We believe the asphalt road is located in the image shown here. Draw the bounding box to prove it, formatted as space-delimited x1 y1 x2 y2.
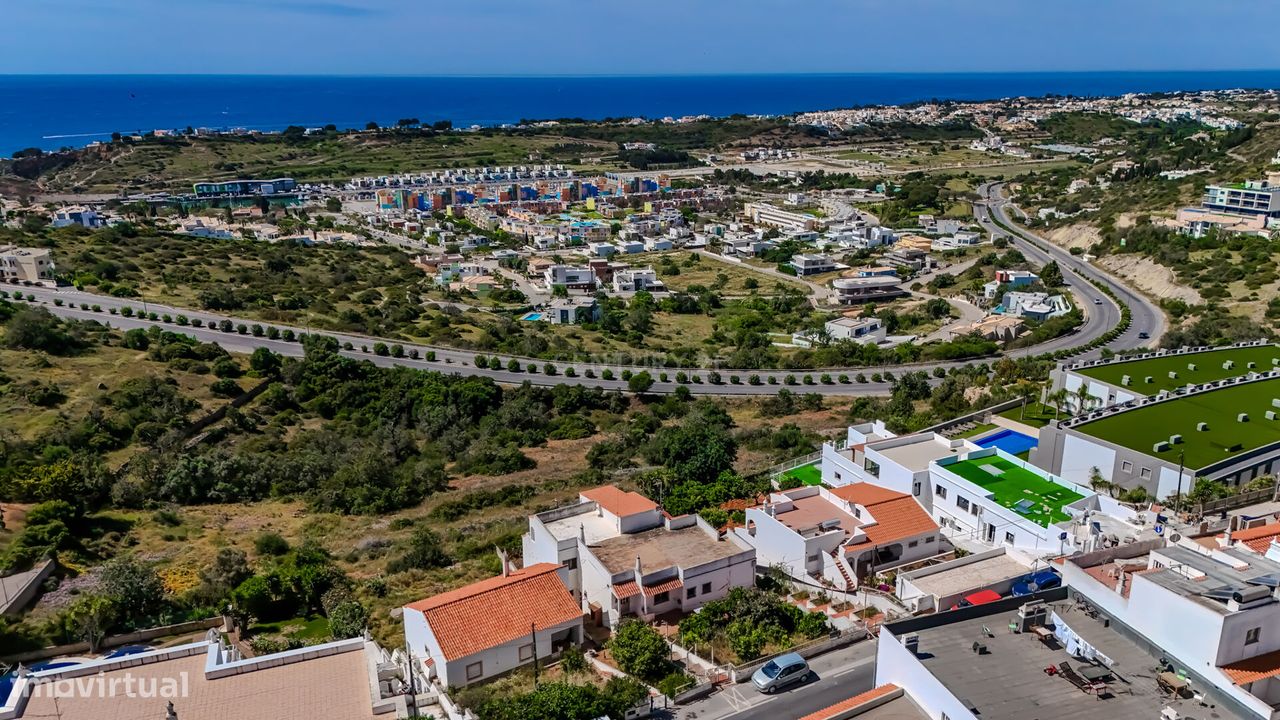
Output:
680 642 878 720
7 187 1162 394
974 182 1164 360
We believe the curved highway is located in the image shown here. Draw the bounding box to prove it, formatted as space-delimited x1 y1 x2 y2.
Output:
974 182 1164 360
7 186 1162 394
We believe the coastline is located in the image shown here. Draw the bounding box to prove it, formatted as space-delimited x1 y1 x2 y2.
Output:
4 70 1280 155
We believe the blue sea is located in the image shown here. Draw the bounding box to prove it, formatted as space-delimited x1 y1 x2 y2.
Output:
4 71 1280 156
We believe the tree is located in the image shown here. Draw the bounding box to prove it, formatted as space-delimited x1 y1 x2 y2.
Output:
3 307 80 354
250 347 282 376
65 594 115 654
1040 260 1064 287
99 555 166 627
255 532 290 556
328 600 369 639
608 619 670 682
628 371 654 394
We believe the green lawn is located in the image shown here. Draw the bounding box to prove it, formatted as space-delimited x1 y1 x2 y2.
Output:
999 403 1058 429
1076 377 1280 470
942 457 1083 527
1076 345 1280 395
250 615 332 642
781 462 823 486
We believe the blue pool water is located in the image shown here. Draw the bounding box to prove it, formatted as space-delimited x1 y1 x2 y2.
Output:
0 661 81 704
976 428 1038 456
522 312 543 321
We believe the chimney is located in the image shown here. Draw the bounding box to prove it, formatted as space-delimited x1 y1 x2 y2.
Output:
579 523 586 543
634 556 642 581
497 548 511 577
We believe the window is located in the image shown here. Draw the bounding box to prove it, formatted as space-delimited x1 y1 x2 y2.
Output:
956 496 970 512
1121 461 1133 473
1140 467 1152 480
913 481 922 497
562 558 578 570
686 587 697 600
936 486 948 500
853 507 862 518
865 460 881 478
970 503 980 516
834 471 842 481
1247 627 1261 645
519 644 534 661
908 540 919 548
702 582 711 594
807 552 821 564
655 591 670 604
925 536 935 543
1005 532 1016 545
466 662 484 681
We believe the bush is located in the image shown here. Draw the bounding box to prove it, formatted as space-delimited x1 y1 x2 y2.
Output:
254 532 290 557
373 342 389 356
387 527 452 573
609 619 671 682
560 646 588 674
602 369 615 381
236 323 248 335
210 378 241 398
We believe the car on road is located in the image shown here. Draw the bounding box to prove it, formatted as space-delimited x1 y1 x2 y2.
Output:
1093 298 1103 305
1138 331 1150 339
1011 569 1061 596
752 652 811 693
951 589 1003 610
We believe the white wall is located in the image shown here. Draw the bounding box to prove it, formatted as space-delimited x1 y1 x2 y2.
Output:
1057 433 1117 484
734 507 831 582
875 628 978 720
821 444 864 487
437 616 581 688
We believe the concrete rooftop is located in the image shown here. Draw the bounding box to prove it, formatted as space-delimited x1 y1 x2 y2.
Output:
590 524 743 575
543 507 619 545
907 554 1030 600
908 604 1249 720
874 437 962 473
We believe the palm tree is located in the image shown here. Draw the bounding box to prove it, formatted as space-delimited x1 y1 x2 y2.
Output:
1047 388 1070 420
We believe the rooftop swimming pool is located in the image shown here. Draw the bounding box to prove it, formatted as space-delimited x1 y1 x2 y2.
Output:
975 428 1038 456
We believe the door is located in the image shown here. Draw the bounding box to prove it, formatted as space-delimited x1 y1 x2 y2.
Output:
985 523 996 543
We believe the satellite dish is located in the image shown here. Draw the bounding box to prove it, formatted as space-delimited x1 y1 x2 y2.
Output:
1169 533 1182 543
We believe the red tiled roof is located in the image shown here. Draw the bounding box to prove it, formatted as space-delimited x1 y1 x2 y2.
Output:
612 581 641 599
1232 522 1280 553
582 485 658 517
1222 649 1280 685
405 563 581 661
643 577 683 596
830 485 938 547
795 684 901 720
828 482 908 506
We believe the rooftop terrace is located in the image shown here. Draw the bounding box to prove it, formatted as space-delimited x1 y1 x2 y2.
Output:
897 603 1249 720
1075 375 1280 469
590 524 743 575
1074 343 1280 395
941 457 1084 527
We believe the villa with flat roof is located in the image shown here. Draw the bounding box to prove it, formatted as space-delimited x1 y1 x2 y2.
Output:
521 485 755 628
1034 371 1280 498
929 448 1144 555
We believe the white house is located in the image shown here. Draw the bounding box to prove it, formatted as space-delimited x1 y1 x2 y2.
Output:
825 316 887 344
403 559 583 688
612 267 666 293
927 448 1136 556
821 426 972 499
645 238 674 252
51 205 104 229
588 242 618 258
734 484 944 591
521 485 756 628
543 264 596 291
1063 541 1280 720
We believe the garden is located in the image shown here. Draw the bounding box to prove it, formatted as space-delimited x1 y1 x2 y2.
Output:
675 587 830 665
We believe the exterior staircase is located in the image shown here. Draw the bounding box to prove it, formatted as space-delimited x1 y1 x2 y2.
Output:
829 550 855 590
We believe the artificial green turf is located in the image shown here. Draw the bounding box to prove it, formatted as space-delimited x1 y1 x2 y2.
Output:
1075 345 1280 395
952 423 998 439
782 462 823 486
1076 377 1280 470
943 457 1084 527
998 403 1058 429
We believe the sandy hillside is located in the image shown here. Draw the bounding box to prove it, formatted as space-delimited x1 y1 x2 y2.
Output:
1096 255 1202 304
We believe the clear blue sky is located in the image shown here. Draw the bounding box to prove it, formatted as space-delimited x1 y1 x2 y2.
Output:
7 0 1280 75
